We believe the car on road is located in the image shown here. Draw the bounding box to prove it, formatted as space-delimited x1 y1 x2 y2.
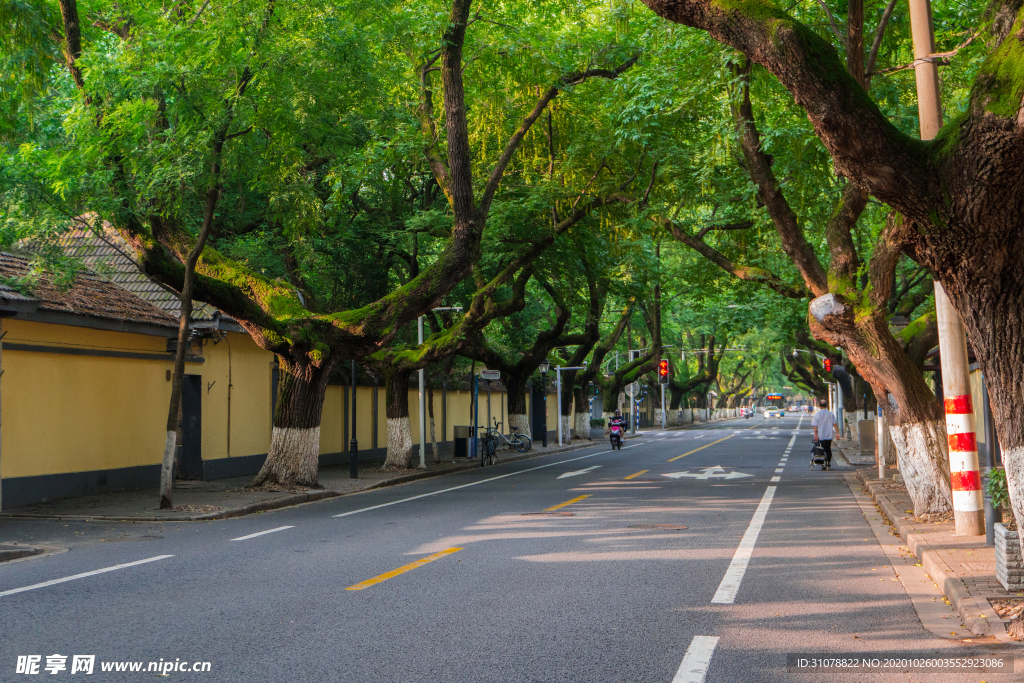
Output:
764 408 779 419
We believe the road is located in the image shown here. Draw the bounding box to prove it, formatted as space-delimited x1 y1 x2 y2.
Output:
1 416 1017 682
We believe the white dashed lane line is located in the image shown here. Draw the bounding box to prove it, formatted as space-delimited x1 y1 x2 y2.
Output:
230 526 295 541
0 555 174 598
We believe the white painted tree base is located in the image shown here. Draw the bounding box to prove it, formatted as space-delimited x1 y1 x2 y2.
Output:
573 411 591 441
509 413 530 437
889 420 953 514
559 415 572 444
253 426 322 487
1004 445 1024 533
384 417 413 469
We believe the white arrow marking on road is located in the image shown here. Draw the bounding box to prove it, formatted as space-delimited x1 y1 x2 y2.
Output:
557 465 602 479
663 466 753 480
742 436 778 440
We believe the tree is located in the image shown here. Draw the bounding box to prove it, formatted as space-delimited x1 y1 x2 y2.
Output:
9 0 637 487
639 0 1024 526
641 0 958 512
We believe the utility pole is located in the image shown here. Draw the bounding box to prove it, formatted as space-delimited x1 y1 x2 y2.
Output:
908 0 983 535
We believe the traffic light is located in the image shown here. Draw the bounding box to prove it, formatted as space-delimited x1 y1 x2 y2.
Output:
658 359 669 384
822 358 832 373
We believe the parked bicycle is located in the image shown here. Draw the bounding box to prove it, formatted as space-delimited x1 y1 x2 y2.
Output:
479 418 532 466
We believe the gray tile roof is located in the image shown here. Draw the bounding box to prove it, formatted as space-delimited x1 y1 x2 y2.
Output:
0 252 177 327
61 226 218 321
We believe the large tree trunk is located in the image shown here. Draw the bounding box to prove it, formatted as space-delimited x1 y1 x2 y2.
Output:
813 305 951 514
505 373 530 436
383 368 414 469
251 358 334 489
572 385 592 441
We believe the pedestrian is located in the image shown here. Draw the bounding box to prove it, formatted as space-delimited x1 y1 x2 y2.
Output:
811 398 838 470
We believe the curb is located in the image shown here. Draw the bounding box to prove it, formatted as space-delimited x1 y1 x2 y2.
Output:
0 545 45 562
0 441 599 523
856 470 1007 638
0 489 343 523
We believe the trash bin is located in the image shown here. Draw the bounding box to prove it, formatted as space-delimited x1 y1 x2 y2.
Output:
453 426 470 459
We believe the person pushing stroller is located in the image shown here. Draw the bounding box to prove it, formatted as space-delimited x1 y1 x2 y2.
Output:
811 398 839 470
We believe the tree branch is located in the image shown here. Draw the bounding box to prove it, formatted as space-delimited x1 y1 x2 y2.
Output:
664 218 807 299
478 54 638 216
640 0 931 209
732 61 830 295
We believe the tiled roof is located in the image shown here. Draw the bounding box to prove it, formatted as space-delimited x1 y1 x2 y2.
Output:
0 279 34 302
60 226 218 321
0 252 177 328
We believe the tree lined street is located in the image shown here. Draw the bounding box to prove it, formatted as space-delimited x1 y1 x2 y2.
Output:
4 0 1024 677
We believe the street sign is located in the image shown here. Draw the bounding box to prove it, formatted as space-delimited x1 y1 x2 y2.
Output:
626 382 641 395
480 369 500 380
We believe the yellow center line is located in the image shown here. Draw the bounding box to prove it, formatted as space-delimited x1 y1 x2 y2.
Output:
545 494 591 511
345 547 463 591
668 434 737 462
624 470 649 480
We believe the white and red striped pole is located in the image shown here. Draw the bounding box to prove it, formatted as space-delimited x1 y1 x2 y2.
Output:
945 389 984 535
907 0 984 535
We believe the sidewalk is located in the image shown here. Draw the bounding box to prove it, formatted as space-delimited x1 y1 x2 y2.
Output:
0 438 600 523
855 468 1023 641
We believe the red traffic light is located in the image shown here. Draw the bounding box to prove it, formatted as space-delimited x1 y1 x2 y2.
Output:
823 358 832 372
658 359 669 383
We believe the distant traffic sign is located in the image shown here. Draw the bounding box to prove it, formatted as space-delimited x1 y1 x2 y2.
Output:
480 369 501 380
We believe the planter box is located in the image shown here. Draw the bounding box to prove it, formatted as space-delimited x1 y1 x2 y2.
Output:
995 523 1024 591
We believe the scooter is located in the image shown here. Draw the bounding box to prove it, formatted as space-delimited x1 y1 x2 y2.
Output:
609 423 624 450
743 409 752 419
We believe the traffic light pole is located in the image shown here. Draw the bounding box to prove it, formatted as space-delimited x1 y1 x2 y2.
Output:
660 384 666 429
908 0 983 536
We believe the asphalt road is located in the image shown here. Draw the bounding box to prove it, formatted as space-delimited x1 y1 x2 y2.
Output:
1 415 1018 682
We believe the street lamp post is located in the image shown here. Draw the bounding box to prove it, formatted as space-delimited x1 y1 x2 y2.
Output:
555 363 587 446
416 306 462 470
538 361 550 447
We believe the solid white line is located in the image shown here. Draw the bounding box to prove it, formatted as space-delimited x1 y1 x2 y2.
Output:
672 635 720 683
711 486 776 604
230 526 294 541
333 445 637 518
771 476 781 482
0 555 174 598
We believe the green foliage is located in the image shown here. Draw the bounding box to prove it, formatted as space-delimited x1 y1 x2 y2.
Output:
988 467 1010 512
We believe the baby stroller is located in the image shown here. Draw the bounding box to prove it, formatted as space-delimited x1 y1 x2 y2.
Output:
809 440 827 469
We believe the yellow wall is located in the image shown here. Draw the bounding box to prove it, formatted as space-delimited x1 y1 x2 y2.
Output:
1 319 175 478
0 313 528 482
969 367 987 449
0 321 275 479
199 332 274 462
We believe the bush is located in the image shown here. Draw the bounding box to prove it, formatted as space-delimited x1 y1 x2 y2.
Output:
987 468 1010 512
590 418 606 428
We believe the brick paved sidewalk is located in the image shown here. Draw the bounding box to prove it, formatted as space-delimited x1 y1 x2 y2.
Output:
857 469 1023 642
0 438 602 523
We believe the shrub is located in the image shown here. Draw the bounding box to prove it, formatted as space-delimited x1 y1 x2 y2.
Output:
987 468 1010 512
590 418 606 428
